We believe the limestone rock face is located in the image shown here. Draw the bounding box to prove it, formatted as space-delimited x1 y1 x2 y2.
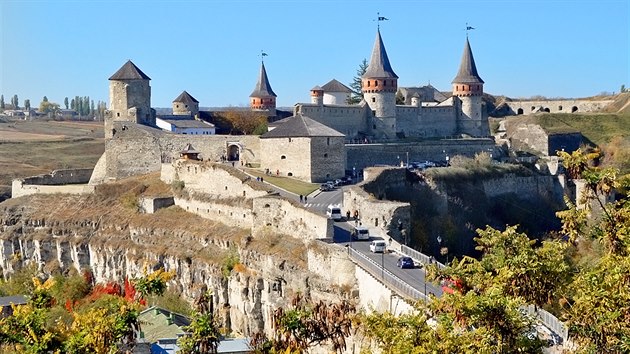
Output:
0 198 358 337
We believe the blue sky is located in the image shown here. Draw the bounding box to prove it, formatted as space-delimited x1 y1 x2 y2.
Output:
1 0 628 108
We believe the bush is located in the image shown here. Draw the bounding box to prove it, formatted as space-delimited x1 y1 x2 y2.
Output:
171 180 185 192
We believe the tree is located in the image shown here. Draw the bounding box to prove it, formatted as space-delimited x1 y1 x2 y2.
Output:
42 96 48 103
0 95 4 109
347 58 368 104
11 94 18 109
177 288 221 354
218 110 267 135
39 99 60 116
395 90 404 105
64 97 69 109
621 84 627 93
23 99 31 111
250 293 355 354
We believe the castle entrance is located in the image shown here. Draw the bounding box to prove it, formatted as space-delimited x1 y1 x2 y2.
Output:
227 144 240 161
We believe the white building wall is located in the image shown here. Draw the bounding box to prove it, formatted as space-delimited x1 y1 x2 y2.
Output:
174 127 216 135
156 119 174 132
323 92 350 105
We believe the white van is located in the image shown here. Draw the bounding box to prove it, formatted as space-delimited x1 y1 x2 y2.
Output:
326 205 342 221
370 240 387 253
352 226 370 240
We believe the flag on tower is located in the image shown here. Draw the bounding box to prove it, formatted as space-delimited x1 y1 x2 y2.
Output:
261 52 268 57
466 26 475 30
378 16 389 21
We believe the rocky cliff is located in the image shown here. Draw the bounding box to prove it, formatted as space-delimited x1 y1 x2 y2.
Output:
0 173 358 338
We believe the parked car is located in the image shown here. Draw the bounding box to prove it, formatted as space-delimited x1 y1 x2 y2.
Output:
340 176 352 185
397 256 414 269
319 182 335 191
369 240 387 253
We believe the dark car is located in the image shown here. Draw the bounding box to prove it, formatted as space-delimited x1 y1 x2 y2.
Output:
397 256 414 269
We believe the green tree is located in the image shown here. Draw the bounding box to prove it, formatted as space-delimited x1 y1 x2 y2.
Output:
0 94 4 109
395 90 404 105
177 289 221 354
64 97 69 109
11 94 18 109
621 84 627 93
347 58 368 104
42 96 48 103
24 99 31 111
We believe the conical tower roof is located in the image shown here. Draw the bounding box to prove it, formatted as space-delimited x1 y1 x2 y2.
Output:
452 38 484 84
109 60 151 80
362 29 398 79
173 91 199 103
249 62 277 98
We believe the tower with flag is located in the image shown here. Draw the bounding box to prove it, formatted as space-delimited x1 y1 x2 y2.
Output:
249 52 277 114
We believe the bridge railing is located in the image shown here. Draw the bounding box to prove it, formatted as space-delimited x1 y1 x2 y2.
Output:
522 304 569 343
347 247 427 302
398 245 569 343
399 244 446 270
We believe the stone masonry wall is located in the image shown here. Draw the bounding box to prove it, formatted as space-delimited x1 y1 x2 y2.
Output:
21 169 94 185
507 123 549 155
343 168 411 242
310 136 345 182
12 169 95 198
346 139 497 170
260 137 312 181
504 99 613 115
252 196 333 240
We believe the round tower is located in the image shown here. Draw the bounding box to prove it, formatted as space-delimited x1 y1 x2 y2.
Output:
249 61 276 114
310 86 324 105
105 60 153 138
452 38 487 136
362 29 398 119
411 93 421 107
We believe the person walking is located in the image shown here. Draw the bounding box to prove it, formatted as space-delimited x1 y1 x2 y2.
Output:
346 210 351 220
304 195 308 203
299 195 303 202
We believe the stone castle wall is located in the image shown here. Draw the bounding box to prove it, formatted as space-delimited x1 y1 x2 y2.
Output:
310 136 346 182
343 168 411 242
12 169 95 198
94 122 261 182
504 99 613 115
346 139 497 170
260 137 313 181
297 104 369 137
252 196 333 240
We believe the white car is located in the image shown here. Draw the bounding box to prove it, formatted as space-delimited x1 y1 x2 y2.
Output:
370 240 387 253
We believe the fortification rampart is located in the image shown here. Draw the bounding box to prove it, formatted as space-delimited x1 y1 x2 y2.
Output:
252 196 333 240
12 169 95 198
91 122 262 183
344 167 411 241
346 139 497 170
504 99 613 115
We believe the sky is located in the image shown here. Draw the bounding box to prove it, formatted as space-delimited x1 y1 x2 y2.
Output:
1 0 628 109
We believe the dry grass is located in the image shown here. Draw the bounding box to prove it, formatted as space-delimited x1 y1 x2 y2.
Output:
0 119 104 199
244 168 319 196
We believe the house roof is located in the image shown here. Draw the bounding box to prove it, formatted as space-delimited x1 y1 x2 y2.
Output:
181 143 200 154
173 91 199 104
310 85 323 91
157 116 215 129
452 38 484 84
0 295 28 307
321 79 352 93
260 114 344 138
363 29 398 79
249 62 276 98
138 306 190 343
109 60 151 80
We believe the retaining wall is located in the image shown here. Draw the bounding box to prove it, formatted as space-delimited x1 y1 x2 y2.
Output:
252 195 333 240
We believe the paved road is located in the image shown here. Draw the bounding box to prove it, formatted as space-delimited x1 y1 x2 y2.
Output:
333 220 443 298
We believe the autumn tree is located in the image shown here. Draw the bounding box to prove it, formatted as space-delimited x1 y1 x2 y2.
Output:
219 109 267 135
347 58 368 104
177 288 221 354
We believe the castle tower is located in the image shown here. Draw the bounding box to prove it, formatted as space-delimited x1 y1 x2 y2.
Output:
172 91 199 117
105 60 154 138
249 61 276 115
362 29 398 136
452 38 487 136
310 86 324 105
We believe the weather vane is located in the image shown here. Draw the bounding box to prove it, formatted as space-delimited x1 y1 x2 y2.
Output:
376 12 389 29
260 50 268 63
465 23 475 37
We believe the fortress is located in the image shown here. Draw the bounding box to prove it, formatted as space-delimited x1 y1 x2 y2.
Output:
91 28 496 184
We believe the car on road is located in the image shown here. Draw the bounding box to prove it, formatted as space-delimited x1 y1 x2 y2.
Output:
397 256 414 269
351 226 370 240
319 183 334 192
326 204 342 221
369 240 387 253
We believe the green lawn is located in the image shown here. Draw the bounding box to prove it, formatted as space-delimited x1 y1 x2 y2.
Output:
244 169 319 196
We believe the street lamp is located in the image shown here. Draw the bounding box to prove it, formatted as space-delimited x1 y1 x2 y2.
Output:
406 151 409 167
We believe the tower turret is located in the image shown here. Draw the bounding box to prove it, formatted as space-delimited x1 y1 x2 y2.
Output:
249 61 276 115
310 86 324 105
172 91 199 117
362 29 398 136
452 38 487 136
105 60 154 138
